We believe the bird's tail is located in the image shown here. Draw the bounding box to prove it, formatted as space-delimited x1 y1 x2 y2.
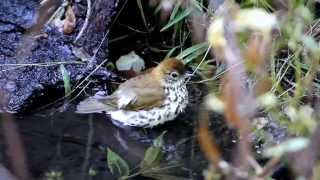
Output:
76 96 116 114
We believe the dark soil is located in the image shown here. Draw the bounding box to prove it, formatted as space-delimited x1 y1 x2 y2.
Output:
0 0 117 112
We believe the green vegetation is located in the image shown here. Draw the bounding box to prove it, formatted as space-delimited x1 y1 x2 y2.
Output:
131 0 320 179
106 131 187 180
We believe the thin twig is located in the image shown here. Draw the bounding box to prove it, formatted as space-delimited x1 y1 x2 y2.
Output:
74 0 92 43
1 61 83 67
185 45 211 84
136 0 149 32
248 156 263 174
257 157 281 178
191 61 243 84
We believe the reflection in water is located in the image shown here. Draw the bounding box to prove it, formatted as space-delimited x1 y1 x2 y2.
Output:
0 85 236 179
4 103 210 179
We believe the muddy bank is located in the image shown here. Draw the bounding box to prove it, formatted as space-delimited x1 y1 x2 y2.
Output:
0 0 118 112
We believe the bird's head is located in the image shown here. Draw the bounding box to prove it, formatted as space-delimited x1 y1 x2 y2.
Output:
153 58 186 85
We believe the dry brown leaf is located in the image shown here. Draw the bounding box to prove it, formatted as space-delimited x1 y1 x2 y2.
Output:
63 5 76 34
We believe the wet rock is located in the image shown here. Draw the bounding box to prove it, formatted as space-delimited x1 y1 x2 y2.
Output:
0 0 37 32
0 0 118 112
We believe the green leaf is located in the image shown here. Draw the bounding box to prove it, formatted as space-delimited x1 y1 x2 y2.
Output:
153 4 162 15
176 43 208 62
59 64 71 95
160 9 192 32
183 47 208 64
169 0 183 21
189 0 204 12
140 131 167 170
153 131 167 147
107 148 130 179
263 137 310 157
165 47 178 59
140 146 163 170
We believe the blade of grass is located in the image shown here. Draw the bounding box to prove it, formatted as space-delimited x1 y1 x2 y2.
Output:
176 42 208 60
136 0 149 31
154 4 162 15
60 64 71 95
165 46 178 58
183 45 209 64
169 0 183 21
190 0 205 12
160 8 192 31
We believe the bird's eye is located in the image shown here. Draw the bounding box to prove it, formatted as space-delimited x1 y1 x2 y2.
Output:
170 71 179 79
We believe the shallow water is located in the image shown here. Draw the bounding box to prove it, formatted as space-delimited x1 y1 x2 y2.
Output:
1 95 220 179
0 72 292 179
0 87 290 179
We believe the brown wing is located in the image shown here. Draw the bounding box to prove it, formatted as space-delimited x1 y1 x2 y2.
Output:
99 74 165 111
76 96 117 114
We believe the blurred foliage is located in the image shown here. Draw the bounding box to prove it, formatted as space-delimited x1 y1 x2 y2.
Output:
149 0 320 179
93 0 320 179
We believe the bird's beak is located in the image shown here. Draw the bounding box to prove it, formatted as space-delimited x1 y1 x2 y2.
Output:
184 71 193 78
184 71 193 82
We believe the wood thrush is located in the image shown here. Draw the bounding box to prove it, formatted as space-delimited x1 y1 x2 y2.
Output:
76 58 189 127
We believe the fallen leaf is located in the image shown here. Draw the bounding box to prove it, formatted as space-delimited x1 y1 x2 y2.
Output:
116 51 145 73
63 5 76 34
